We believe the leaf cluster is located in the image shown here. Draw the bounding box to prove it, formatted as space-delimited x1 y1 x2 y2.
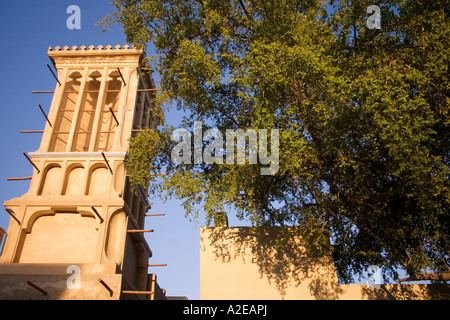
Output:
113 0 450 283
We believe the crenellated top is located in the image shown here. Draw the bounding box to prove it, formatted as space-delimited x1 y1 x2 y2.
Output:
48 44 144 69
48 44 142 55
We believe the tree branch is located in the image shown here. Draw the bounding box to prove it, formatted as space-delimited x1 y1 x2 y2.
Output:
238 0 252 21
397 271 450 282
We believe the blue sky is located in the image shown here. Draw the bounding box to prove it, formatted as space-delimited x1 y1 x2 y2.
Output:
0 0 222 300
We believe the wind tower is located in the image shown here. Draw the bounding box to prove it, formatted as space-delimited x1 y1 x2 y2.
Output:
0 45 166 300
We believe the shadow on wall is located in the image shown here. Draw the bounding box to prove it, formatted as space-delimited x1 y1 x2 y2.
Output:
204 226 344 299
203 227 450 300
359 283 450 300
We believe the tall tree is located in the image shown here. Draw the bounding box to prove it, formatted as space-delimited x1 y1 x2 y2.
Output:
105 0 450 283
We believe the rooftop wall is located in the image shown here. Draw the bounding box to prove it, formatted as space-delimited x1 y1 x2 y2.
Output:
200 227 450 300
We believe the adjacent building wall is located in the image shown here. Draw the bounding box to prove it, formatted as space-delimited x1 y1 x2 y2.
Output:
200 227 450 300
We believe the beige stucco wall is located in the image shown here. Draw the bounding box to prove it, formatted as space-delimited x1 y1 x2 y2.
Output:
200 227 450 300
0 272 122 300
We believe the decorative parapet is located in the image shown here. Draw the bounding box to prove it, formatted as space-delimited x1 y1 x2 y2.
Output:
48 44 142 55
48 45 144 69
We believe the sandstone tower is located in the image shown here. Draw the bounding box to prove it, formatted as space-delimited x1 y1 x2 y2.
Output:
0 45 166 300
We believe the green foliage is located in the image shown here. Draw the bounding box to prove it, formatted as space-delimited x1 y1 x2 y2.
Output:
125 127 172 196
125 128 162 193
112 0 450 283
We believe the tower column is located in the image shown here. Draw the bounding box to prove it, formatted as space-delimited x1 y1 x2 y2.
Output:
66 67 89 152
89 67 109 151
